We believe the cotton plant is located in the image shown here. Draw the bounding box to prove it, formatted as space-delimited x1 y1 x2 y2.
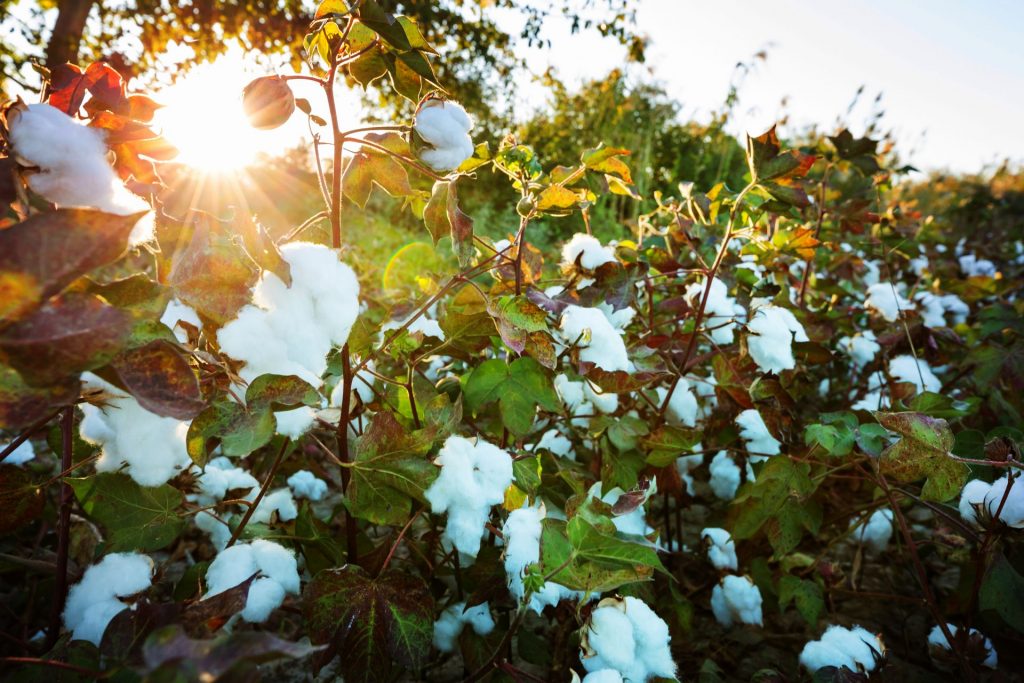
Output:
701 527 738 571
710 575 763 628
745 303 809 373
799 625 885 676
6 102 153 244
530 427 576 461
79 373 192 487
202 539 300 623
424 435 513 558
579 596 677 682
63 552 154 645
217 242 360 438
432 601 494 653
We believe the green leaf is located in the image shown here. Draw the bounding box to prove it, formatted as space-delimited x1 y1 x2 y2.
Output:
303 565 433 683
343 133 413 208
778 575 824 626
908 391 977 419
0 209 144 322
644 426 701 467
357 0 412 51
246 374 321 410
349 411 436 525
422 180 474 267
875 411 967 502
71 473 185 552
567 515 665 573
464 358 559 436
979 553 1024 634
540 519 653 594
0 465 44 535
186 400 276 465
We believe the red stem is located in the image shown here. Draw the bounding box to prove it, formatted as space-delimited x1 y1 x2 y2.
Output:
46 407 74 649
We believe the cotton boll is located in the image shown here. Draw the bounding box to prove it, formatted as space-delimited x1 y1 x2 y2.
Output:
585 606 637 673
622 596 675 680
939 294 970 325
656 379 698 427
562 233 617 271
581 596 675 682
560 305 630 372
7 103 153 245
583 381 619 414
959 254 997 278
983 475 1024 528
160 299 202 344
928 623 998 669
914 291 948 328
79 374 192 487
217 242 359 391
195 510 233 550
710 575 763 628
192 460 259 506
865 283 913 322
958 479 991 527
64 552 154 645
909 255 930 276
554 374 587 411
382 314 445 341
596 302 636 332
862 259 881 287
837 331 880 369
736 409 782 460
701 528 738 571
502 504 582 613
820 625 884 672
248 488 298 525
746 304 808 373
709 451 741 500
424 436 513 557
274 406 316 439
414 100 475 171
287 470 328 501
204 540 299 623
851 509 894 554
2 439 35 466
432 601 494 652
533 428 575 460
675 453 702 496
799 641 857 675
887 355 942 394
685 277 742 345
582 671 625 683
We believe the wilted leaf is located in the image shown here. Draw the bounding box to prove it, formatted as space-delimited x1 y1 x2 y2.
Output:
0 364 79 430
143 625 323 678
874 411 967 502
111 340 204 420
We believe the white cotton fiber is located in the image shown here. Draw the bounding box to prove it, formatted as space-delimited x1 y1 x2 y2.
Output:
160 299 202 344
657 379 699 427
851 509 894 554
685 277 744 345
701 528 738 571
928 623 997 669
746 304 808 373
382 314 445 341
582 596 676 682
533 428 575 460
502 503 582 613
675 453 702 496
424 436 513 558
555 373 587 412
79 373 192 487
2 439 35 466
865 283 913 322
432 601 494 652
958 479 991 527
582 670 625 683
192 457 259 506
414 100 474 171
218 242 359 389
589 482 654 537
982 475 1024 528
958 253 997 278
709 451 741 500
888 354 941 394
287 469 328 501
64 552 154 645
597 302 636 332
799 624 884 674
914 291 947 328
203 539 299 623
837 331 879 369
560 305 630 372
7 103 153 244
248 488 298 525
562 233 617 271
710 575 763 628
736 409 781 461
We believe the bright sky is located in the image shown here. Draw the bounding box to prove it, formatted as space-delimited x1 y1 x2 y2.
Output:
499 0 1024 172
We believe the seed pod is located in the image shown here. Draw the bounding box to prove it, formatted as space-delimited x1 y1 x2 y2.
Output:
241 76 295 130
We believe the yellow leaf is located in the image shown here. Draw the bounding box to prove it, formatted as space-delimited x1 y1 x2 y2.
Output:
536 185 578 211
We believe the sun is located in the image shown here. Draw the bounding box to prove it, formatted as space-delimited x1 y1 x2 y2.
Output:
152 50 291 172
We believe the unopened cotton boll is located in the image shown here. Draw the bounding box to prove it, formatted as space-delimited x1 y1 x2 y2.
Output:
799 625 884 675
562 233 617 271
656 380 698 427
736 409 781 461
851 509 894 554
7 103 153 245
432 601 494 652
709 451 741 500
701 528 738 571
413 100 474 171
287 469 328 501
837 331 880 369
79 374 192 487
711 575 763 628
746 304 808 373
424 436 513 557
581 596 676 682
203 540 299 623
64 552 154 645
865 283 913 322
2 439 35 466
218 242 359 391
887 354 941 394
928 623 998 669
160 299 202 344
560 305 630 372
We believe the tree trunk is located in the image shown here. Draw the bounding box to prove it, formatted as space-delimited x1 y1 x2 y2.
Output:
45 0 96 69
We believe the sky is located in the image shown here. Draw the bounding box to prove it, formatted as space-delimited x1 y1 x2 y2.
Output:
497 0 1024 172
